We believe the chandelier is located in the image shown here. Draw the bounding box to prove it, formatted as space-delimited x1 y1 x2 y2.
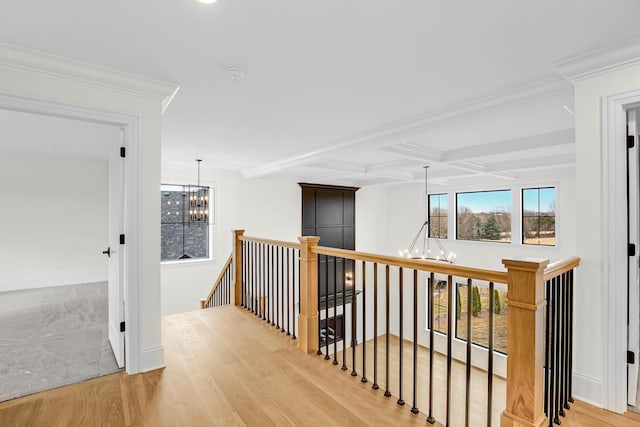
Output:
188 159 208 223
400 166 456 263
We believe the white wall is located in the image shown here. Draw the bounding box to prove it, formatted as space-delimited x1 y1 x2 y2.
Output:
356 172 577 267
0 151 108 291
160 168 301 315
574 63 640 410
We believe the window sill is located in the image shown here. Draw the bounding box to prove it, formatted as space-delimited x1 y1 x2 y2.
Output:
161 257 215 267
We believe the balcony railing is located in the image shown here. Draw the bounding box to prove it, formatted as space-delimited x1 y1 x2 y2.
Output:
204 230 579 427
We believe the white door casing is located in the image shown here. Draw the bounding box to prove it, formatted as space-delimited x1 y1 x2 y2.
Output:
628 108 640 406
107 128 126 368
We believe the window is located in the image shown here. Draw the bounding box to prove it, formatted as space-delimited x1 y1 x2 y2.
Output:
427 278 508 354
522 187 556 246
428 193 448 238
161 184 211 262
456 190 511 242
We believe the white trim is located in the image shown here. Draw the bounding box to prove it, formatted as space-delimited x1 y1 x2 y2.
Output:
553 38 640 83
573 372 605 408
0 93 144 375
602 89 640 413
0 42 179 113
139 345 165 372
244 79 571 178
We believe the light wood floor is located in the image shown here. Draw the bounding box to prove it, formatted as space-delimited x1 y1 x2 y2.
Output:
0 305 639 426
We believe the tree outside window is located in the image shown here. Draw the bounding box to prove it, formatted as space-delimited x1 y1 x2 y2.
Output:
456 190 511 243
428 193 448 238
522 187 555 246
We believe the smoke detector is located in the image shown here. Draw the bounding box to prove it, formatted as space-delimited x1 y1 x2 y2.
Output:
226 67 245 81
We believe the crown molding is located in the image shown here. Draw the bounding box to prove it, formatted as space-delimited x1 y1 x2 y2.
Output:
244 78 572 178
551 38 640 82
0 42 180 113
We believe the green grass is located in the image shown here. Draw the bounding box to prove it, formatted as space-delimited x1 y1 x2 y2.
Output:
431 285 508 353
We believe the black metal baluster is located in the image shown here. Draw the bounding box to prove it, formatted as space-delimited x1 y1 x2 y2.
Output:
265 245 270 322
446 275 453 426
242 242 245 308
247 242 256 311
281 246 285 333
427 272 435 424
260 244 264 318
555 275 563 421
342 258 348 371
275 247 280 329
384 265 391 398
361 261 367 383
325 254 330 359
568 270 574 404
316 254 322 356
292 249 297 340
545 278 551 425
465 279 472 427
263 244 267 317
373 263 379 390
562 272 571 409
558 273 567 417
270 245 275 325
351 260 358 377
488 282 495 427
549 277 558 425
411 269 419 414
333 256 339 365
286 247 291 335
398 267 405 406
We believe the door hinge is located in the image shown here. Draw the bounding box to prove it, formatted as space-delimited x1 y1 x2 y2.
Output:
120 234 125 245
629 243 636 257
628 350 635 364
120 146 126 158
628 135 635 148
120 321 126 333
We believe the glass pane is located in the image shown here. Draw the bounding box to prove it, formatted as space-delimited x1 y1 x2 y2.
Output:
455 283 508 354
428 194 448 238
161 185 210 261
456 190 511 242
431 278 449 335
522 187 555 246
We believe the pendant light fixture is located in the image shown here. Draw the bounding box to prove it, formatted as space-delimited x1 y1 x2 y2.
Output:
188 159 208 224
400 166 455 263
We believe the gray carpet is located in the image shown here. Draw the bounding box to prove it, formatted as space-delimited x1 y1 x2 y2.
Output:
0 282 120 402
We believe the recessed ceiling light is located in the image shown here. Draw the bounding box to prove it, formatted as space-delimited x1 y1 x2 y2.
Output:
226 67 245 81
196 0 217 4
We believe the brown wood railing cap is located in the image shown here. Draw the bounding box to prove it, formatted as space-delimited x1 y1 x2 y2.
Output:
502 257 549 272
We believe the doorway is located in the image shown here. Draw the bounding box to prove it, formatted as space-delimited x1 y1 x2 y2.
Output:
0 108 125 400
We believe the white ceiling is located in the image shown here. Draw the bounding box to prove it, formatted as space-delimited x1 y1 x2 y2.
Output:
2 0 640 186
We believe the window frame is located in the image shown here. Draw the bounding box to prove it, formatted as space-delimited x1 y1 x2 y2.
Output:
160 183 215 265
521 186 556 247
455 189 512 243
428 193 448 239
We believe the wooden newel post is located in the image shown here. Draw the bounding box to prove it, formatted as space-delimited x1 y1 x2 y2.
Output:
297 236 320 354
501 258 549 427
233 229 245 306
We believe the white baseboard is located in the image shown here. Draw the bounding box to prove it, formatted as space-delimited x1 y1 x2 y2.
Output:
573 372 604 408
0 273 108 292
139 345 165 372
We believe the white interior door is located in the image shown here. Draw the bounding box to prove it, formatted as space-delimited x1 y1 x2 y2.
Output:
107 129 125 368
628 108 640 406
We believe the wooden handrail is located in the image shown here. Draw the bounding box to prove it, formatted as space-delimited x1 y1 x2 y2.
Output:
312 245 509 284
200 253 233 309
543 256 581 281
239 235 301 250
